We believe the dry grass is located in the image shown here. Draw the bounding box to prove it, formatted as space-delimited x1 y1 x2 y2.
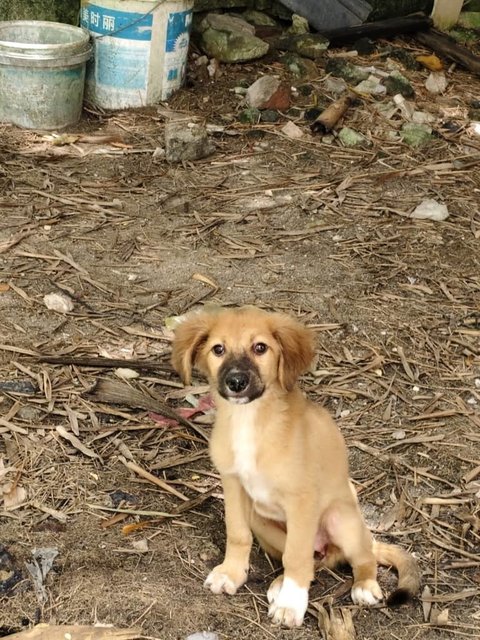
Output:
0 33 479 640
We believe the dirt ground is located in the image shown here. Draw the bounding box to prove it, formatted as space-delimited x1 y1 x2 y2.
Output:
1 31 480 640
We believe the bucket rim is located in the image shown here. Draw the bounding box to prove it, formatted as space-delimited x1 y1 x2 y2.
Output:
0 20 91 51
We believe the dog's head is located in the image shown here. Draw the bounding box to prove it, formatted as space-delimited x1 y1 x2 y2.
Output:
171 306 315 404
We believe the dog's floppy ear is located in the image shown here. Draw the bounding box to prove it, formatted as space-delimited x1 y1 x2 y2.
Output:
270 313 315 391
171 311 213 384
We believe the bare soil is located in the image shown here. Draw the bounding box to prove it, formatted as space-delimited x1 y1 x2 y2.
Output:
1 35 480 640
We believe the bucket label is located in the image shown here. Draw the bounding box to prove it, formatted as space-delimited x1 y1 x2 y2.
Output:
163 10 192 90
81 4 153 41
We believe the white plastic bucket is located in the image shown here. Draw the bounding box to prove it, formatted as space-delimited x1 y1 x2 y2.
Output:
0 21 92 130
81 0 193 109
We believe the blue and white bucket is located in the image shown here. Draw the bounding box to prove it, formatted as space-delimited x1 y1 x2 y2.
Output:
81 0 193 109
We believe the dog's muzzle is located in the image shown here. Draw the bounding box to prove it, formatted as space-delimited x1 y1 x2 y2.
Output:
218 356 265 404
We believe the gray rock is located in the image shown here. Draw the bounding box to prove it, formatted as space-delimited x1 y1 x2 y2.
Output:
278 33 329 59
260 109 280 122
281 52 318 78
401 122 432 147
246 75 290 110
411 198 449 221
238 107 261 124
338 127 370 147
198 13 269 62
165 119 216 163
324 76 348 95
355 74 386 96
325 58 369 84
385 70 414 98
287 14 309 35
242 9 278 26
186 633 219 640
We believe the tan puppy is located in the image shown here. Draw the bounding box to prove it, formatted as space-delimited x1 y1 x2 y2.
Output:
172 306 420 627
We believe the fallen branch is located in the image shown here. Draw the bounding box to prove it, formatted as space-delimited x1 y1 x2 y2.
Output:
416 29 480 76
37 354 171 372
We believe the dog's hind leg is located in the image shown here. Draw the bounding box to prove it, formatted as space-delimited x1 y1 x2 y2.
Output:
324 501 383 606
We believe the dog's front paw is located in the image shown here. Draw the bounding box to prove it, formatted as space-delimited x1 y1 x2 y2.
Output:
204 563 248 595
267 576 308 628
351 579 383 606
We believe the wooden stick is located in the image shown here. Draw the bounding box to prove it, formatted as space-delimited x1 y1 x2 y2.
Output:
37 354 171 371
119 457 189 502
416 30 480 76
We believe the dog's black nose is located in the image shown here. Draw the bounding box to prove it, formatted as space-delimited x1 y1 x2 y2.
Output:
225 371 249 393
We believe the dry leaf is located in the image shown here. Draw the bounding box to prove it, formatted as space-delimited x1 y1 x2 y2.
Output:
192 272 219 290
416 54 443 71
2 482 27 509
318 605 356 640
431 608 449 625
422 585 432 622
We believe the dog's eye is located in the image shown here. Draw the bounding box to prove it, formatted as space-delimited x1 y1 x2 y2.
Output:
212 344 225 356
253 342 268 355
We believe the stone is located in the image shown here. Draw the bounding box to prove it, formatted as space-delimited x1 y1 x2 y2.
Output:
425 71 448 95
246 75 291 110
411 199 449 221
198 13 269 63
338 127 369 148
325 58 369 85
384 71 414 98
238 107 261 124
260 109 280 122
324 76 348 95
43 292 74 313
186 633 219 640
165 120 216 163
287 14 309 35
281 52 318 78
297 83 314 96
355 75 386 96
353 37 376 55
281 121 303 139
281 33 329 59
401 122 432 147
411 110 436 125
241 9 277 26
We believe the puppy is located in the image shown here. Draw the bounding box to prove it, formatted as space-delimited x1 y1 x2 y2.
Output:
172 306 420 627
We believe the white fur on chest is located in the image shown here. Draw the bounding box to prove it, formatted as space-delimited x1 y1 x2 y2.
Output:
229 404 271 506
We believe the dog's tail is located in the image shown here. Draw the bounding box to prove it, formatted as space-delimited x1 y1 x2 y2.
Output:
373 541 421 605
